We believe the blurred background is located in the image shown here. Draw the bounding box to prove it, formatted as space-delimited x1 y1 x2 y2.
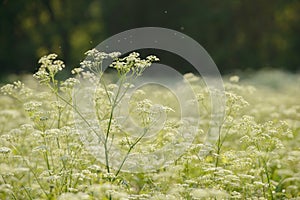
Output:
0 0 299 81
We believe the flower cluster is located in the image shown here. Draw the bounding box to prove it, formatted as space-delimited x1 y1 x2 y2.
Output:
33 54 65 85
110 52 159 76
0 81 32 101
0 50 299 199
75 49 122 77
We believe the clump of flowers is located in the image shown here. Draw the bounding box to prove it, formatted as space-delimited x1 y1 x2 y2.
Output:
0 49 299 200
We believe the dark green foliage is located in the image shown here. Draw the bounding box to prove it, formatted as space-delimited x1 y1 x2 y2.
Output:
0 0 300 78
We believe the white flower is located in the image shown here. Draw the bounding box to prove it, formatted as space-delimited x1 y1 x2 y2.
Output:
229 75 240 83
88 164 102 172
23 101 42 112
109 52 121 59
71 67 84 74
0 147 11 154
38 53 58 64
0 84 14 95
146 55 159 62
33 70 50 84
84 48 99 57
36 53 65 77
184 73 200 82
61 78 80 88
80 60 93 69
109 52 158 76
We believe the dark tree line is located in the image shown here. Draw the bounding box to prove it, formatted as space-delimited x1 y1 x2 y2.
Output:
0 0 299 79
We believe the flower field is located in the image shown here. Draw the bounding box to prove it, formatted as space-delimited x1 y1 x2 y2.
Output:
0 50 299 199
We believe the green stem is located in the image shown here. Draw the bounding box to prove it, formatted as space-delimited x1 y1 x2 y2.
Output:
215 126 222 168
22 186 33 200
103 76 125 173
48 84 104 143
42 135 51 173
104 110 113 173
262 158 274 200
115 127 149 178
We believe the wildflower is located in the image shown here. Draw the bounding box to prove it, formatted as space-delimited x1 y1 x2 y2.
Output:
161 105 175 113
0 81 32 101
61 78 80 88
33 70 50 84
51 101 64 110
23 101 42 112
191 188 210 198
81 71 97 83
184 73 200 82
229 75 240 83
71 67 84 74
123 83 135 88
110 60 130 74
127 52 140 61
0 184 13 194
109 52 122 59
107 84 118 90
0 147 11 154
38 54 65 73
146 55 160 62
103 172 116 180
45 129 61 136
0 84 14 95
88 164 102 172
110 52 159 76
85 48 99 57
34 53 65 84
80 60 93 69
84 49 120 65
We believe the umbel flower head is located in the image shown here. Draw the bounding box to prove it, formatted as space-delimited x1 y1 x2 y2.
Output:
79 49 121 74
110 52 159 76
76 48 159 78
33 53 65 84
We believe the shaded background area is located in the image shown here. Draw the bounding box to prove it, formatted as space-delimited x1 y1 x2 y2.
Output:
0 0 299 80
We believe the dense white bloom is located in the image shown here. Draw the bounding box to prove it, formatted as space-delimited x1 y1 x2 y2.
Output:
0 147 11 154
109 52 158 76
0 49 299 199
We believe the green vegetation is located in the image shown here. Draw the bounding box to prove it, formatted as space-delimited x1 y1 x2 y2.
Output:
0 50 299 199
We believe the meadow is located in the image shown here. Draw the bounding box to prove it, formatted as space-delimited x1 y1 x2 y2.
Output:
0 50 299 199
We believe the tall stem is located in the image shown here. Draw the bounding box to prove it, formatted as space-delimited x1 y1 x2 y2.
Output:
215 126 222 168
103 76 124 173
